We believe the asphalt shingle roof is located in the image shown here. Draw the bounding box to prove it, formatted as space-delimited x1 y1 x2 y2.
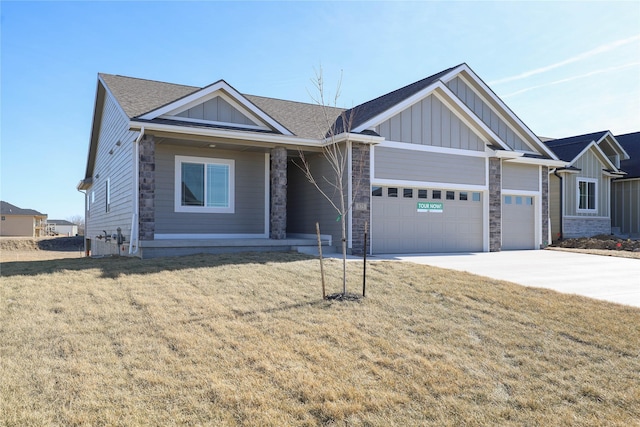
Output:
0 201 46 216
616 131 640 179
542 131 609 162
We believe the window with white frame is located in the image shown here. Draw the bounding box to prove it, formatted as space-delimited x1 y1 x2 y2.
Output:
577 178 597 212
175 155 234 213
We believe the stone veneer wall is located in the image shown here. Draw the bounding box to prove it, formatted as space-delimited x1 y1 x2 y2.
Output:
563 217 611 238
270 147 287 239
351 143 371 255
541 166 549 247
489 158 501 251
139 134 156 241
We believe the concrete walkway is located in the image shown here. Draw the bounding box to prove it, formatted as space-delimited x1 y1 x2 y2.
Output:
373 250 640 308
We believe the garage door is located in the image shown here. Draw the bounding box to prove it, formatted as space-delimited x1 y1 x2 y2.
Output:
502 195 535 250
371 186 483 253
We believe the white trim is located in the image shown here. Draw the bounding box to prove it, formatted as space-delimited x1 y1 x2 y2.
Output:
264 153 270 237
158 115 270 131
139 80 293 135
288 233 333 246
596 131 630 160
502 189 541 196
371 178 487 192
174 155 235 214
564 215 611 220
154 233 268 240
571 141 618 171
503 156 568 167
379 140 489 158
576 177 598 213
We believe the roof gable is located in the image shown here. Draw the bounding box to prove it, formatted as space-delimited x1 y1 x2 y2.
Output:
138 80 293 135
544 130 627 173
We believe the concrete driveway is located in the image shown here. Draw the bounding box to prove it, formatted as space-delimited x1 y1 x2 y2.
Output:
373 250 640 308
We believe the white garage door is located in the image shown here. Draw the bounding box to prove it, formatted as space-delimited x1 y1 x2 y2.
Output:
502 195 535 250
371 186 484 254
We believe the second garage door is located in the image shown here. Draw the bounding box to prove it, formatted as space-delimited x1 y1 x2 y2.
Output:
502 195 535 250
371 186 484 254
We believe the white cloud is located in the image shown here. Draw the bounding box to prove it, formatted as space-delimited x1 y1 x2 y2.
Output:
489 34 640 85
500 62 640 98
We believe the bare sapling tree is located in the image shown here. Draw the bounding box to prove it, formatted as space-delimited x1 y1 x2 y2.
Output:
294 68 366 296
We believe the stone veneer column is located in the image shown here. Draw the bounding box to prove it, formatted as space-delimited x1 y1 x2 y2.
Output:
139 134 155 241
351 143 370 255
541 166 549 248
270 147 287 239
489 158 502 252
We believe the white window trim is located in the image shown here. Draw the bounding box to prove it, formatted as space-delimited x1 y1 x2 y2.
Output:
576 178 597 213
174 155 235 214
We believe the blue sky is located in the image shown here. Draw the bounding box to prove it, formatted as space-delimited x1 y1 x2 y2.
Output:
1 1 639 220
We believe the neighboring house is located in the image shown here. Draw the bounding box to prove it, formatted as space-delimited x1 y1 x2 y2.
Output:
47 219 79 236
0 201 47 237
612 131 640 237
544 131 628 240
78 63 565 258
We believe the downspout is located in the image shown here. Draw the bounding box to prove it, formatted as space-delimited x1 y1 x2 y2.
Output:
553 168 563 240
129 127 144 255
77 187 87 256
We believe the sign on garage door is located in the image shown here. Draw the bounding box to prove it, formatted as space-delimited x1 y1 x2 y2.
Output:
502 195 535 250
371 186 484 253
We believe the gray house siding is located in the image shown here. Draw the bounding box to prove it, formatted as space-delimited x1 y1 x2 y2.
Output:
446 77 530 152
374 146 486 185
502 163 539 191
175 96 255 126
612 179 640 236
86 93 137 256
287 153 343 250
153 144 267 236
375 95 485 151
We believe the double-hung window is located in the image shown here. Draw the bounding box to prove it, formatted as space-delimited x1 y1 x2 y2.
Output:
175 156 234 213
577 178 597 212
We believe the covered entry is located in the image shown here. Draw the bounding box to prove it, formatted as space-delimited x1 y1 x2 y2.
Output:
371 186 484 253
502 195 535 250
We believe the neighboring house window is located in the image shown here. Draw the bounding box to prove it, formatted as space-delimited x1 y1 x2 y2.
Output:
105 178 111 213
577 179 597 212
175 156 235 213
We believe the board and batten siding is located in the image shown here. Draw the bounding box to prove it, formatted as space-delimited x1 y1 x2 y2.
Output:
287 154 343 249
175 96 255 126
154 145 266 235
374 146 486 186
502 162 539 191
87 92 137 254
612 179 640 235
564 149 610 217
446 77 530 152
375 94 485 151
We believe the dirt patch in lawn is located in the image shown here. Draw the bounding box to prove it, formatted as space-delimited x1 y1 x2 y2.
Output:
549 234 640 259
0 236 85 262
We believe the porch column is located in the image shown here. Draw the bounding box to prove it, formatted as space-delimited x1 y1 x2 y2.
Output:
270 146 287 239
351 142 371 255
489 157 501 252
139 134 155 241
541 166 549 248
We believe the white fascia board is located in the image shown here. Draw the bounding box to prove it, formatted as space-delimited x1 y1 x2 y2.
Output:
441 64 560 161
493 150 524 159
138 80 293 136
129 121 322 147
573 141 618 171
331 132 385 145
503 157 568 167
382 140 489 158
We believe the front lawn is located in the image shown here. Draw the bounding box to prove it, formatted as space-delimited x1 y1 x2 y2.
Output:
1 252 638 426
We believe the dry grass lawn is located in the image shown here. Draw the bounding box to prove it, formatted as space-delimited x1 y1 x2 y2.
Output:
1 252 639 426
